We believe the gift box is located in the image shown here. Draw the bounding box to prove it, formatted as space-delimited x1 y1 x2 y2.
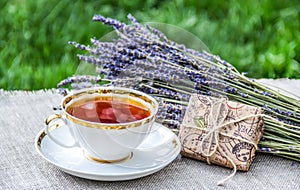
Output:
178 94 264 171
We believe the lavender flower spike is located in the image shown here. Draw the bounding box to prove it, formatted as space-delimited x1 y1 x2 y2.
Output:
92 15 125 29
57 75 103 88
127 14 138 24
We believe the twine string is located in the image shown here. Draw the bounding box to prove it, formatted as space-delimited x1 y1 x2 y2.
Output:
196 99 289 186
200 99 227 164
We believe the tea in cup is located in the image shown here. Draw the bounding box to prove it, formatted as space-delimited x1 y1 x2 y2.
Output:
45 87 158 163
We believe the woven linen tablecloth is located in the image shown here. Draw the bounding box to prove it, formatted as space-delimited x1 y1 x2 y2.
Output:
0 79 299 190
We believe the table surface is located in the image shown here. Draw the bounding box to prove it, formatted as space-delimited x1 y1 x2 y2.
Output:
1 79 300 190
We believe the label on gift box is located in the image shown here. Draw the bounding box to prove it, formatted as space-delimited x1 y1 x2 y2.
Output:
178 94 264 171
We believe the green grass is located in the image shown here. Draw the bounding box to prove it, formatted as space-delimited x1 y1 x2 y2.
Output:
1 0 300 90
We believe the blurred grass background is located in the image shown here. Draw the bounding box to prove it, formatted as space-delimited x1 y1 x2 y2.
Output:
1 0 300 90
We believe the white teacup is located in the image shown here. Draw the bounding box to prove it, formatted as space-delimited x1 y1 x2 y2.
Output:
45 87 158 163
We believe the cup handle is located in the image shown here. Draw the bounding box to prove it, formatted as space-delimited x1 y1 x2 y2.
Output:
45 114 78 148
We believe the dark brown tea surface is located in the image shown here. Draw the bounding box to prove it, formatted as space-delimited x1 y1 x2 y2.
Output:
67 99 151 123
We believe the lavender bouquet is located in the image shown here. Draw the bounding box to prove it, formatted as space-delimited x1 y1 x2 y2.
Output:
58 14 300 162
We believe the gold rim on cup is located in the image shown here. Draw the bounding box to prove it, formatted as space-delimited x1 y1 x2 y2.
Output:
60 87 159 130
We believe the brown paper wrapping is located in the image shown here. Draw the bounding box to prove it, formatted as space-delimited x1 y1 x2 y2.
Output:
178 94 264 171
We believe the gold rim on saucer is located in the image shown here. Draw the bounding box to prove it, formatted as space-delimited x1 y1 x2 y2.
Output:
83 150 133 164
34 122 181 181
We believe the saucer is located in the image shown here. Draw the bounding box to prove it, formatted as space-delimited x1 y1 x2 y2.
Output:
35 122 181 181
